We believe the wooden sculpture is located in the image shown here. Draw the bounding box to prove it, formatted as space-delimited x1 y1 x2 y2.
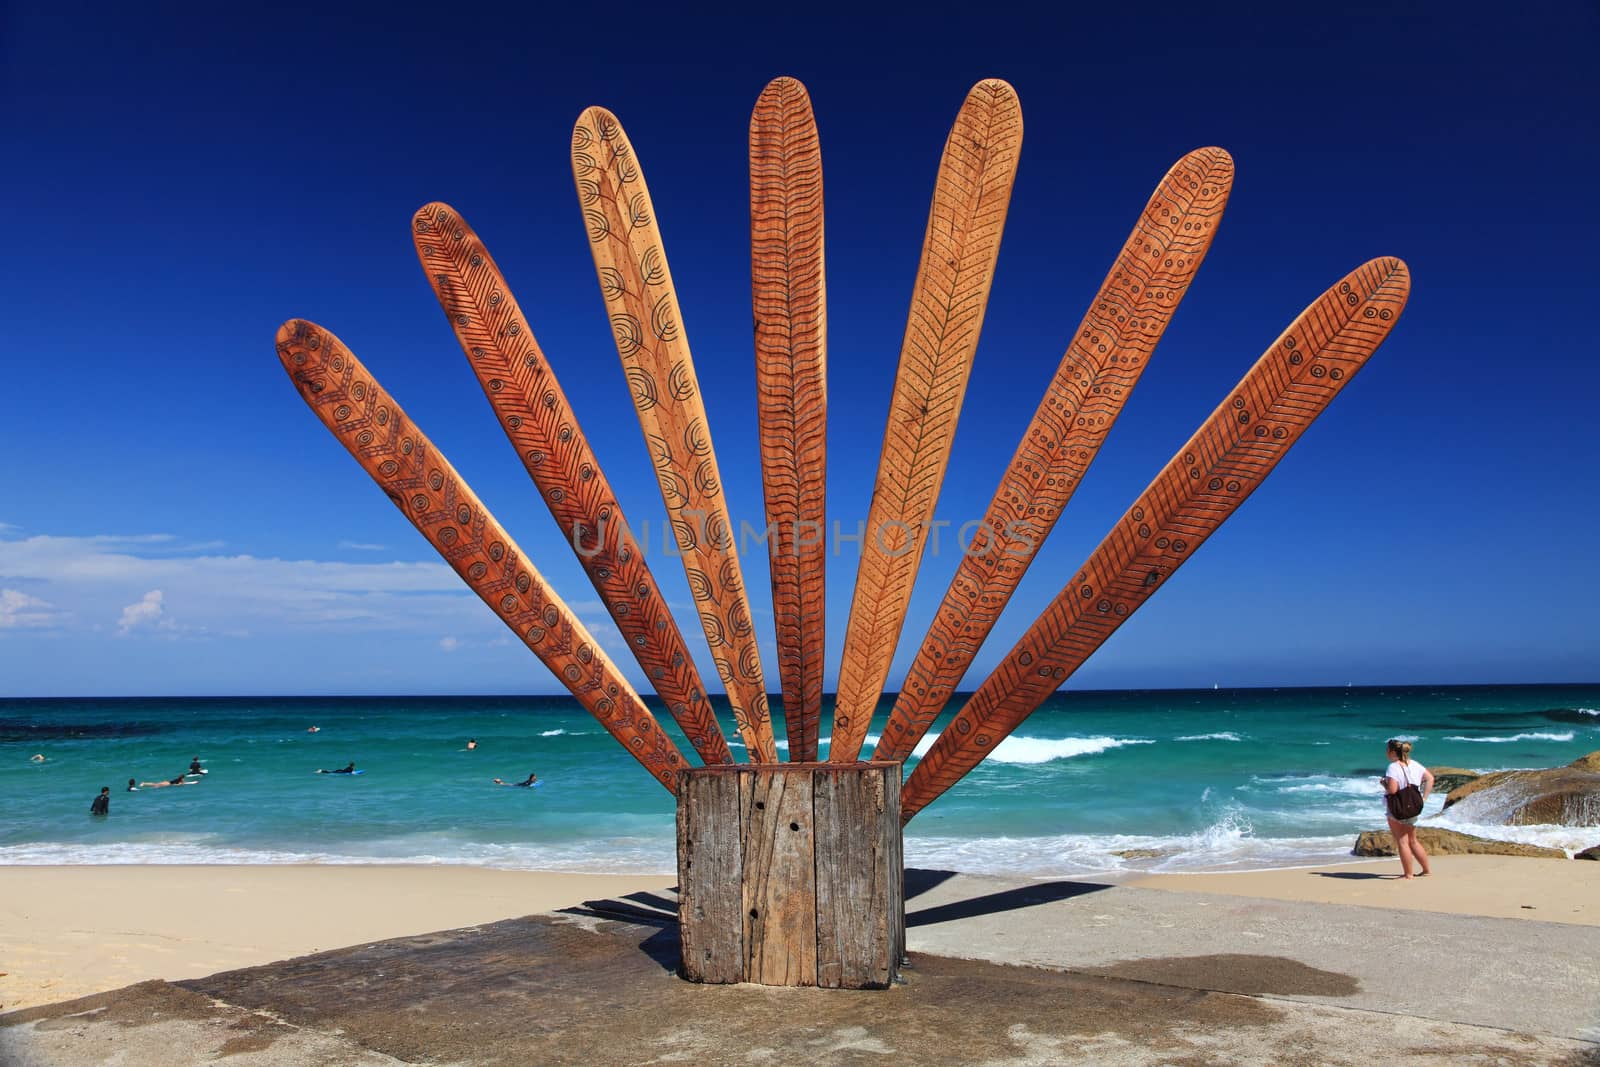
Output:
279 73 1409 991
276 319 688 792
830 79 1023 763
874 147 1234 762
750 77 828 762
900 258 1412 819
412 202 733 766
573 107 778 764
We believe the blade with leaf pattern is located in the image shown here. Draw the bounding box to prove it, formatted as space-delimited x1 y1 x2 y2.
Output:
831 79 1023 762
875 147 1233 762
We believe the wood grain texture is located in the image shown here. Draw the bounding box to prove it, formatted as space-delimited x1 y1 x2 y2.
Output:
814 763 902 988
573 106 777 764
830 79 1023 762
677 770 743 982
900 258 1411 819
412 202 732 766
750 77 828 762
677 763 901 987
874 148 1234 763
741 769 817 985
276 319 688 794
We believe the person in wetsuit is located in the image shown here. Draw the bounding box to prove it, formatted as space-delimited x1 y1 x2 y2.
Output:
90 788 110 815
318 762 357 774
189 757 203 775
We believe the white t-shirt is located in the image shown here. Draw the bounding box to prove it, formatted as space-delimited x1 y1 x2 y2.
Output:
1385 760 1427 792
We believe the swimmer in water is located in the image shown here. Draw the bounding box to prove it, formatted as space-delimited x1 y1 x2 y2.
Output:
492 772 538 788
317 762 357 774
30 754 45 763
307 726 321 733
466 739 478 750
127 778 139 791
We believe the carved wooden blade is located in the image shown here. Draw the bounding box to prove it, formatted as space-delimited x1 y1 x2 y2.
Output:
572 107 778 764
411 202 733 767
276 319 689 793
750 77 827 762
830 79 1023 762
874 148 1234 763
901 258 1411 819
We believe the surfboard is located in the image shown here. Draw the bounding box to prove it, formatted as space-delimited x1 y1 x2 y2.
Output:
875 147 1234 763
901 258 1411 820
277 319 690 794
412 202 733 767
830 80 1023 763
573 106 777 763
749 76 828 762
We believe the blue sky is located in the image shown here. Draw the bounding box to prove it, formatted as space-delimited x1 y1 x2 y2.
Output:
2 3 1596 696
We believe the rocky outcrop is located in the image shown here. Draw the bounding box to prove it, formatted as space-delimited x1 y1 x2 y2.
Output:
1568 751 1600 774
1576 845 1600 861
1426 766 1479 793
1352 827 1566 859
1441 751 1600 826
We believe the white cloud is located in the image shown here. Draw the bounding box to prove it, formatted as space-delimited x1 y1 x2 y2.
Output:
0 529 519 666
1 588 63 629
117 589 168 634
339 541 388 552
439 636 461 652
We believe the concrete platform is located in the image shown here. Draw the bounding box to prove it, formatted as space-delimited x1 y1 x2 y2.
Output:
4 873 1598 1066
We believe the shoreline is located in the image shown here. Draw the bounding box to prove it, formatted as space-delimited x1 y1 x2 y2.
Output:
6 855 1599 1015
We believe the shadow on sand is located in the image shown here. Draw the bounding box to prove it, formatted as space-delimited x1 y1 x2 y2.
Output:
558 870 1115 966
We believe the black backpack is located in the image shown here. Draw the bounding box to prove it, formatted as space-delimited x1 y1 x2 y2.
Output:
1386 763 1424 820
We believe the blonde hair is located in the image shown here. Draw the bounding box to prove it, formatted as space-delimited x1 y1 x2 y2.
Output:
1387 738 1412 763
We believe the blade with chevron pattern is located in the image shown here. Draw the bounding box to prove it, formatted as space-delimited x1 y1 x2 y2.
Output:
412 202 733 766
901 258 1411 819
276 318 689 793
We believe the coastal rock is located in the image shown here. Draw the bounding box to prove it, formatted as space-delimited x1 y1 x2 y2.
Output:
1568 750 1600 774
1352 828 1566 859
1576 846 1600 861
1426 766 1479 793
1113 848 1175 861
1441 751 1600 826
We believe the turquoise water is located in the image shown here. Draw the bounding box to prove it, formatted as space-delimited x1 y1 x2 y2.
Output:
3 685 1597 875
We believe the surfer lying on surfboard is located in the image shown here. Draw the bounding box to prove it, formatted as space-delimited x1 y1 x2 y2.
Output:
317 762 358 774
492 772 539 788
136 773 200 788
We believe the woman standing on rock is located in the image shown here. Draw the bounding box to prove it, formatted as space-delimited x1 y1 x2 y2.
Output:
1383 739 1434 879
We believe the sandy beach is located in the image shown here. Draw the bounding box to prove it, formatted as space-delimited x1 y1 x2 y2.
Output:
4 856 1597 1015
0 865 674 1012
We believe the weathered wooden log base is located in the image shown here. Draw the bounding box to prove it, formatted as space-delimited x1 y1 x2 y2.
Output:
677 762 903 988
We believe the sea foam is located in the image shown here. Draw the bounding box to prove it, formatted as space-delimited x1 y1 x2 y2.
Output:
1444 731 1575 743
859 732 1153 764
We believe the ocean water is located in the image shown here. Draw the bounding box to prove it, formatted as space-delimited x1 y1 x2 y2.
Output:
3 685 1597 877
